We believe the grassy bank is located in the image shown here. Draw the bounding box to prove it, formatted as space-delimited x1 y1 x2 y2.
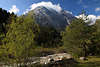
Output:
77 56 100 67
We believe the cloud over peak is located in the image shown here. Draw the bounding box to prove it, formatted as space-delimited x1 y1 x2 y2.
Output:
76 14 100 25
24 1 62 14
9 5 19 14
31 2 62 12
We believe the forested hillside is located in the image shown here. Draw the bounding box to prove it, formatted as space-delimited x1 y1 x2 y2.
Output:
0 8 100 67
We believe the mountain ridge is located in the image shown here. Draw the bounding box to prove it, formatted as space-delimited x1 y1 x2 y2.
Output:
27 6 76 30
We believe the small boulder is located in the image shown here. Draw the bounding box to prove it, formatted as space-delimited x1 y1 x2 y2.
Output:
79 57 87 60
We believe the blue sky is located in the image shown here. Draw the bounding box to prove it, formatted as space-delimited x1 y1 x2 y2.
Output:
0 0 100 17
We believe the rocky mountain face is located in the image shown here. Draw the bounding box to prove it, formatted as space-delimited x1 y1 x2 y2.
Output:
27 6 75 30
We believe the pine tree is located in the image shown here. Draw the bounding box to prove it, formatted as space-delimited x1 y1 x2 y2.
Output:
5 14 39 63
62 19 96 57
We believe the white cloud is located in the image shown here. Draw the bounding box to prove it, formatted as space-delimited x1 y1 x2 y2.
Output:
23 9 30 14
23 1 62 14
95 7 100 12
76 14 100 25
75 14 87 20
96 16 100 19
9 5 19 14
31 1 62 12
87 15 97 25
